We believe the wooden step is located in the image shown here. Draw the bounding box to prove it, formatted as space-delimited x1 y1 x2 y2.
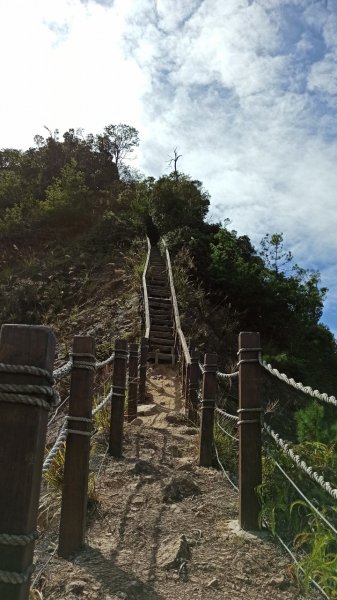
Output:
151 315 172 321
150 313 172 320
148 351 175 364
150 337 174 346
149 345 174 354
151 329 173 338
147 278 167 284
151 319 173 326
148 288 170 298
149 298 171 305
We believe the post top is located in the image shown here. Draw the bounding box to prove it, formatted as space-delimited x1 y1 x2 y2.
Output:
0 324 56 372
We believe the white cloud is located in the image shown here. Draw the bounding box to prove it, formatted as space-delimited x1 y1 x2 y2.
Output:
0 0 336 332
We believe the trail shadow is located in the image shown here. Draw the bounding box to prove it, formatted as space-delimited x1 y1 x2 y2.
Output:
78 545 165 600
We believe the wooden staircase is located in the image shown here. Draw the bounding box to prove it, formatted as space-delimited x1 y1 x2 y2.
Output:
147 247 175 364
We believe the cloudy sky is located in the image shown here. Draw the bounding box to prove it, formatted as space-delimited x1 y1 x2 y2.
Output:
1 0 336 336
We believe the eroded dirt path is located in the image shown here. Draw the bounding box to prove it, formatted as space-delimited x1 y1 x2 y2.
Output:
40 365 319 600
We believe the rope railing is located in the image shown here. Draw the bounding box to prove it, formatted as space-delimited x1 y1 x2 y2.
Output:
259 355 337 407
163 240 191 366
95 351 115 370
53 349 115 382
53 359 73 381
217 370 239 380
142 236 151 341
263 423 337 500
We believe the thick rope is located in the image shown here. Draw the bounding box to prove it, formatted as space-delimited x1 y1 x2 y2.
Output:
259 356 337 407
264 423 337 500
53 359 73 381
0 531 38 546
0 386 60 410
0 362 53 383
217 370 239 380
213 442 239 492
0 565 33 584
216 420 239 442
215 407 238 422
42 420 67 473
95 352 115 369
92 389 113 415
43 414 94 472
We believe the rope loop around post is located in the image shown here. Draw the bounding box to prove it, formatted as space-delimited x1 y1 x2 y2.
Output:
202 363 217 373
0 531 38 546
70 352 97 371
0 565 34 584
0 362 54 384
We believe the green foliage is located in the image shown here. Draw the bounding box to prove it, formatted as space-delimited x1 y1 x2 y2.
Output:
259 232 293 274
96 123 139 171
150 173 210 234
43 445 65 492
294 522 337 596
213 421 238 477
295 402 333 444
259 441 337 596
40 159 90 222
0 170 25 210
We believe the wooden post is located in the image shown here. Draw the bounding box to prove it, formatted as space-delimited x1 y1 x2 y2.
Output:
188 349 200 425
138 337 148 404
58 336 95 558
109 339 128 457
238 332 262 531
199 353 217 467
127 343 138 423
0 324 56 600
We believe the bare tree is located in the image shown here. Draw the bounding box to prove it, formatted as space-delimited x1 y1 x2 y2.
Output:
167 148 182 175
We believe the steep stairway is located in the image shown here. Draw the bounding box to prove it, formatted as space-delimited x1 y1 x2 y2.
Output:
147 247 175 364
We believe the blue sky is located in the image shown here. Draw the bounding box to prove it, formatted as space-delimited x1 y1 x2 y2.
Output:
0 0 336 337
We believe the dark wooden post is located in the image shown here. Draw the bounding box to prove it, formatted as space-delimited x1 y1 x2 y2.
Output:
127 343 138 422
188 349 200 425
109 339 128 457
238 332 262 531
58 336 95 558
199 353 217 467
138 337 148 404
0 324 56 600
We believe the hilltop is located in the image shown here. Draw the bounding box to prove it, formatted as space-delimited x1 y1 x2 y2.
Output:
1 125 337 599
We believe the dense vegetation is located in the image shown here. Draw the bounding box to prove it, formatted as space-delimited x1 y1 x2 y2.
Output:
1 123 336 389
2 124 337 595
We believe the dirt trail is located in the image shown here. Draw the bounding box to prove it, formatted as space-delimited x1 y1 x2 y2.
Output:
39 365 319 600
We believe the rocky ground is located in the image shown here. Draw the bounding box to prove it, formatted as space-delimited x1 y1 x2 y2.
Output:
32 365 320 600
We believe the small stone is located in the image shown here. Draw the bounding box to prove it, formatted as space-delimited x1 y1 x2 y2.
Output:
137 404 159 416
66 580 87 594
181 426 198 435
176 459 194 472
157 535 191 570
163 475 200 503
269 575 289 589
129 417 143 426
130 460 159 476
207 577 220 589
165 413 186 425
